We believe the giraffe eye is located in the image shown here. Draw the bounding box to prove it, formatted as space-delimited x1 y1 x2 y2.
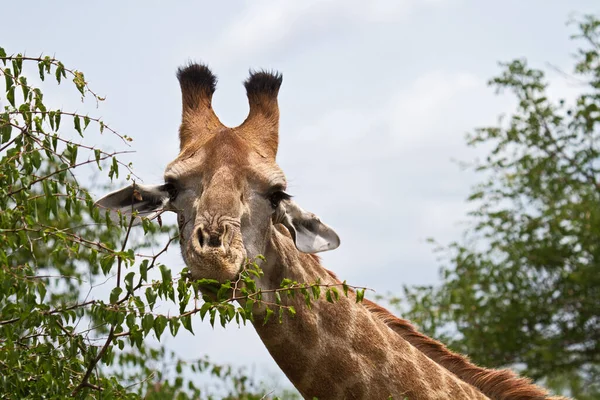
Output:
162 182 178 202
268 190 291 209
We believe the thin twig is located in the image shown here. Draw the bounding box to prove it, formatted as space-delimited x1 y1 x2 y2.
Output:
0 54 103 107
7 151 132 196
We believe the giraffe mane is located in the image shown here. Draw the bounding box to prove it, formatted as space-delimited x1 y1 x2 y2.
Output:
322 268 565 400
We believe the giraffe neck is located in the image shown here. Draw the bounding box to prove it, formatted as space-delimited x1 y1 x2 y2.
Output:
249 227 489 400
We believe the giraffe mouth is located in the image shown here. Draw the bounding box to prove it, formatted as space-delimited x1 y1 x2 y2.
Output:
185 237 246 283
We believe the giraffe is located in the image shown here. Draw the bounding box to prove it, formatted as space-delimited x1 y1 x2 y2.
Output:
96 63 567 400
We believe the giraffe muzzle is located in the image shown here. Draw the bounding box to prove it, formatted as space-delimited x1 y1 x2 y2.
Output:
187 222 245 282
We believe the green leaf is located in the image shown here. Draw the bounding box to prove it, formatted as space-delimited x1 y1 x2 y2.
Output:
142 314 154 335
355 289 365 303
331 287 340 301
6 86 15 107
100 254 115 275
199 302 212 321
145 287 157 311
139 259 149 282
30 150 41 170
73 115 82 136
263 308 274 325
216 281 231 301
325 289 333 303
0 122 11 144
153 315 168 340
124 271 135 292
4 67 13 88
55 62 65 83
73 71 86 95
37 282 47 303
311 284 321 299
218 310 226 327
54 111 61 130
108 156 119 180
19 76 29 100
48 111 55 130
226 304 235 320
342 281 349 297
38 62 45 80
110 287 123 304
169 317 180 336
12 54 22 77
209 308 216 327
66 144 78 166
181 314 194 334
94 149 102 169
288 306 296 318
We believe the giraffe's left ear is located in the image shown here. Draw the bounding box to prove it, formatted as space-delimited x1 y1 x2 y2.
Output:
94 183 169 225
277 200 340 253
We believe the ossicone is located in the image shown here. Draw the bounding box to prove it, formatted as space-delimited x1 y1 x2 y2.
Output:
176 62 224 150
244 70 283 103
240 69 283 160
177 62 218 111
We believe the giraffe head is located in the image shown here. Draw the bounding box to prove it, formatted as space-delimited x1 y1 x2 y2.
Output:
95 63 340 282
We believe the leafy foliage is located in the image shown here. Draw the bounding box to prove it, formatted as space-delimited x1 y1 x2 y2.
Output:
400 15 600 399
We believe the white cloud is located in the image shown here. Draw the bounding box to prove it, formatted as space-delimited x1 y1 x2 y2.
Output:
276 69 492 287
210 0 454 60
386 71 481 147
282 70 483 162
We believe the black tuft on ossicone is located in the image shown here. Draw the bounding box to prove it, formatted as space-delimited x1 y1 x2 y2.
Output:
177 62 217 96
244 70 283 97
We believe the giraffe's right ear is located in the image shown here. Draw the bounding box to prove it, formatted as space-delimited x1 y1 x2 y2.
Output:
94 183 169 225
277 199 341 253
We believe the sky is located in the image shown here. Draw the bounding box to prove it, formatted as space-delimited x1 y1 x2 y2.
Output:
1 0 598 395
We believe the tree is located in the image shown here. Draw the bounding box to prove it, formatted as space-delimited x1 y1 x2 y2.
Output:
0 49 304 399
401 15 600 399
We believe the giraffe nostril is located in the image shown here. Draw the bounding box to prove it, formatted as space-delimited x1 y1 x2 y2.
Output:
197 227 205 247
207 233 222 247
222 223 234 252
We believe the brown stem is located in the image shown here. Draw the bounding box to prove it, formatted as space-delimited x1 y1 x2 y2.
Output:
7 109 130 145
71 325 114 395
